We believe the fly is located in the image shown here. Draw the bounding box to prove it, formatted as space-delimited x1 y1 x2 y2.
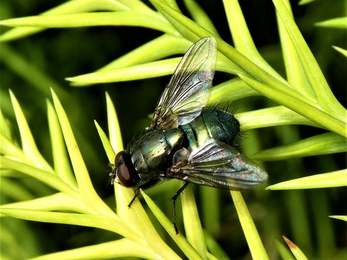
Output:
109 37 268 233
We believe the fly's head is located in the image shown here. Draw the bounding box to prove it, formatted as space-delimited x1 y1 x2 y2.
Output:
109 151 139 187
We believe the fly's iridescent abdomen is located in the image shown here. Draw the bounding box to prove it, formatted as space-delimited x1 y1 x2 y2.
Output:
180 108 240 151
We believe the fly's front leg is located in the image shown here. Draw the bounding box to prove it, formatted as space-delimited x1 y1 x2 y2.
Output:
128 188 140 208
128 179 160 208
171 182 189 234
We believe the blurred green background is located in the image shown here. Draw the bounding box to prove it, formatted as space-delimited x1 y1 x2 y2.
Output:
1 0 346 259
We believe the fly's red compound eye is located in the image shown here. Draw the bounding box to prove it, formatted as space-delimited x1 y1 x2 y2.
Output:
114 151 138 187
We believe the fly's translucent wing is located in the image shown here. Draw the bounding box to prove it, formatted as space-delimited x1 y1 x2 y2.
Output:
169 140 268 190
150 37 217 130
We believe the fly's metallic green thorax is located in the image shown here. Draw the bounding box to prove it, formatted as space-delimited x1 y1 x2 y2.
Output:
180 108 240 151
110 37 267 233
127 128 184 186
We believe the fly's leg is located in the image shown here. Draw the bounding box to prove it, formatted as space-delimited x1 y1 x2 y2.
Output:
128 179 160 208
171 182 189 234
128 188 140 208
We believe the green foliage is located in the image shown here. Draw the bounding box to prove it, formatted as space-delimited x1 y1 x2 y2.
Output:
1 0 346 259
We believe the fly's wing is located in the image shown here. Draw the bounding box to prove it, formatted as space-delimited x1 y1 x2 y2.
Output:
169 140 268 190
150 37 217 130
